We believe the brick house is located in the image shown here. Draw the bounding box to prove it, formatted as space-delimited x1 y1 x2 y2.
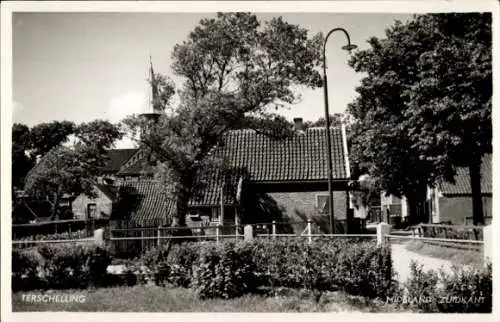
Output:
85 118 355 234
71 184 117 220
427 154 492 225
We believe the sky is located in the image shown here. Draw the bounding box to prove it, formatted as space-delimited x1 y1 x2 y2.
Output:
12 12 412 147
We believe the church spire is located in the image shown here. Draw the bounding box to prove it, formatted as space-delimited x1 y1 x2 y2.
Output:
148 55 162 114
140 56 161 127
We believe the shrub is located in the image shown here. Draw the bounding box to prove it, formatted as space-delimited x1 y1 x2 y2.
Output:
403 260 492 313
142 243 171 286
140 238 394 300
403 261 440 312
251 238 306 289
167 243 201 287
12 243 111 291
250 238 394 298
191 241 256 299
12 248 46 291
142 242 201 287
437 262 492 313
14 229 89 242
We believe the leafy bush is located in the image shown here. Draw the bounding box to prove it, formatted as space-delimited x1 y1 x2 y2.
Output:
141 238 393 300
403 261 440 312
12 248 46 291
251 238 394 298
403 260 492 313
14 229 89 242
142 242 201 287
142 243 171 286
438 262 492 312
12 243 111 291
191 242 256 299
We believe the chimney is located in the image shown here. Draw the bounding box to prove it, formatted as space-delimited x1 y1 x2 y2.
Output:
293 117 304 132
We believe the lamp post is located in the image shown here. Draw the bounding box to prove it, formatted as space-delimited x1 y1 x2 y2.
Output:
322 28 357 234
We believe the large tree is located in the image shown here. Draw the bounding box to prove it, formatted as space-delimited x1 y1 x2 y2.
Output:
403 14 492 225
12 123 35 191
12 121 76 191
30 120 76 158
348 13 491 224
123 12 323 226
24 120 123 219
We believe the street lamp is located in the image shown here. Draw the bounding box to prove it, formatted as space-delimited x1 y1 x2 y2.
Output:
322 28 357 234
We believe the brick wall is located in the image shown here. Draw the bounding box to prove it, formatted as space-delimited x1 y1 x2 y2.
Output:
438 196 492 225
267 190 347 233
72 187 113 220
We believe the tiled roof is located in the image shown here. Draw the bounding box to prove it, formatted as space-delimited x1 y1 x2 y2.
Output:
189 168 240 207
440 154 492 195
95 184 118 200
101 149 137 173
112 180 175 224
118 127 349 182
117 157 151 176
114 127 349 208
217 127 348 182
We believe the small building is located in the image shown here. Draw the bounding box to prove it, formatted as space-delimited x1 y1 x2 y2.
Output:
427 154 492 225
379 154 492 226
72 184 117 220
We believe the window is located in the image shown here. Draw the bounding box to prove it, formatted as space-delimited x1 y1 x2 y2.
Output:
317 195 330 214
87 203 97 219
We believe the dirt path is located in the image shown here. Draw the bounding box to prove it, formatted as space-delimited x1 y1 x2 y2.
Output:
391 242 460 283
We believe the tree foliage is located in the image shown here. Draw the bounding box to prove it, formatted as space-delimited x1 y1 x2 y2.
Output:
123 12 323 226
30 121 76 158
348 13 491 224
306 113 345 128
23 120 123 219
12 123 35 191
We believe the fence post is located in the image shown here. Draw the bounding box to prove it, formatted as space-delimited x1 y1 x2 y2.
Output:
483 225 492 266
244 224 254 241
216 225 220 245
157 226 161 246
272 221 276 239
307 219 312 244
376 222 391 247
94 228 105 247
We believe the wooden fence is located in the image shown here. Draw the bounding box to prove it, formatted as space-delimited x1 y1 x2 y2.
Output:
388 223 485 252
12 237 95 250
108 219 374 258
408 223 484 241
12 218 107 239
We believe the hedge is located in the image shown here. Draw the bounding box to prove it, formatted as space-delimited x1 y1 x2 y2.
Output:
191 242 257 299
251 238 394 298
141 238 395 299
402 260 492 313
12 244 111 291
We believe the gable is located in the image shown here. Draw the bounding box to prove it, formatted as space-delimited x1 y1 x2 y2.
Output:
101 148 138 173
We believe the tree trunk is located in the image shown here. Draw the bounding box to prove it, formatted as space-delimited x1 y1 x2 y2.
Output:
469 156 484 225
49 186 62 221
406 188 427 225
174 190 189 227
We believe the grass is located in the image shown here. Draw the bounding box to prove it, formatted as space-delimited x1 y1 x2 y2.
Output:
405 240 483 266
12 285 410 312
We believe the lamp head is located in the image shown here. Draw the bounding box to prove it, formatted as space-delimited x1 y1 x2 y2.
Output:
341 44 358 54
